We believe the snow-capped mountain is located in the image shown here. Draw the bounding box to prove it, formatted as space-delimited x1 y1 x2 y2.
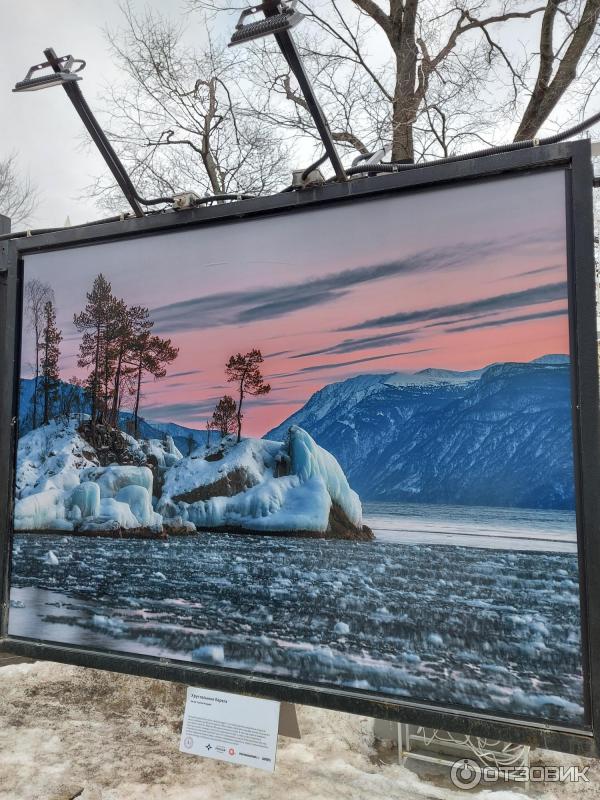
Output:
267 355 575 510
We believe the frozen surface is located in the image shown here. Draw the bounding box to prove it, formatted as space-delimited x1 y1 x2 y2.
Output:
364 502 577 552
9 528 584 725
5 660 591 800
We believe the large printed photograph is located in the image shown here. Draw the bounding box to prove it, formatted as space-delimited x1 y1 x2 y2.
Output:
9 169 585 725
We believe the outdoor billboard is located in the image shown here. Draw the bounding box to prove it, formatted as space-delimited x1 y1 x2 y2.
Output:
1 141 598 755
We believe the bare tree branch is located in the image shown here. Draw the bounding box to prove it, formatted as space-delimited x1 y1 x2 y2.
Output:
0 153 38 225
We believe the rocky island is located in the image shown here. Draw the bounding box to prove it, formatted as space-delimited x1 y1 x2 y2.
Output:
13 418 373 541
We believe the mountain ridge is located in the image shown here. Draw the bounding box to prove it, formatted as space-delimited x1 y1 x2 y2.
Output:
266 355 574 510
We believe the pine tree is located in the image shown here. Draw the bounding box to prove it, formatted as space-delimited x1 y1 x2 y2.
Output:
211 395 238 438
73 274 118 427
130 332 179 437
108 303 151 427
39 300 62 425
225 349 270 442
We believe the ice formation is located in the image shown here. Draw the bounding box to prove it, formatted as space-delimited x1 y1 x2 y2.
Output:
160 426 367 537
14 419 170 534
15 418 366 538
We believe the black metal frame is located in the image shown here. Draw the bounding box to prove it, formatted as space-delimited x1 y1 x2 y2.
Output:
1 141 598 756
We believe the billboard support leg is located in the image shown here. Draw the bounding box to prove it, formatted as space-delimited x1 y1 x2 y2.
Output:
278 702 301 739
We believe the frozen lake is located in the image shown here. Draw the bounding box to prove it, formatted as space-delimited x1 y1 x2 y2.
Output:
9 503 585 726
364 502 577 552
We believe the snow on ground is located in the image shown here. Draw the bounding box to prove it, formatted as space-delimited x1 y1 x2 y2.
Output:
2 660 596 800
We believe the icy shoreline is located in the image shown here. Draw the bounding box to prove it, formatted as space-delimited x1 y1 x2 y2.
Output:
14 419 372 540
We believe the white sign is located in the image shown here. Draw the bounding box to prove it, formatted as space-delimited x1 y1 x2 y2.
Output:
179 687 280 772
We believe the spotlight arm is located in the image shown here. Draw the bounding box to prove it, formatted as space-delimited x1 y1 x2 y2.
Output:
267 25 347 182
230 2 347 183
43 47 147 218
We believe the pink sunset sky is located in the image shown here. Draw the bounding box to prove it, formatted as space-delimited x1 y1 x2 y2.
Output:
21 169 570 437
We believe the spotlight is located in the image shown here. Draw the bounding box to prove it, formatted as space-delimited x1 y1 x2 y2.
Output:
13 55 85 93
229 0 304 46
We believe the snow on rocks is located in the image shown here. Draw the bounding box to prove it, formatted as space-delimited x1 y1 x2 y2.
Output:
160 426 372 539
15 419 369 539
15 417 98 500
14 419 164 535
141 435 183 468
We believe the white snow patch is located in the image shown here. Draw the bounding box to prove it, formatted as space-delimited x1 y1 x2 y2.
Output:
0 661 579 800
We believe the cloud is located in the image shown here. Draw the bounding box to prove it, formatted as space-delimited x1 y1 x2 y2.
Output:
494 264 562 282
342 281 567 331
167 369 204 378
291 329 418 358
149 235 539 333
142 399 218 421
447 307 567 333
273 348 433 378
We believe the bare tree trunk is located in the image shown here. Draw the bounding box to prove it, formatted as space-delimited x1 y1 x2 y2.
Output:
110 346 125 428
133 352 143 439
514 0 600 141
32 320 40 428
236 385 244 444
390 0 419 162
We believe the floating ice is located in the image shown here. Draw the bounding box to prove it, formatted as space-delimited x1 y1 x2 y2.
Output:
44 551 59 566
191 645 225 664
334 621 350 635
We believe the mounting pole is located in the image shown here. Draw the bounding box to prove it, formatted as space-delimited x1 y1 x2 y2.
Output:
43 47 145 218
263 14 346 182
229 2 346 183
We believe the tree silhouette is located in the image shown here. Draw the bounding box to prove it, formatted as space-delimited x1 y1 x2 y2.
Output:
74 274 179 434
73 274 118 426
225 349 270 442
130 332 179 437
211 395 238 438
108 303 152 427
38 300 62 425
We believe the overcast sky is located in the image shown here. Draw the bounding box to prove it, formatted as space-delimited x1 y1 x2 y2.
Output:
0 0 226 228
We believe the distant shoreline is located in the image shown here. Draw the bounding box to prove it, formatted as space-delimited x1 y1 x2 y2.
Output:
14 524 374 541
